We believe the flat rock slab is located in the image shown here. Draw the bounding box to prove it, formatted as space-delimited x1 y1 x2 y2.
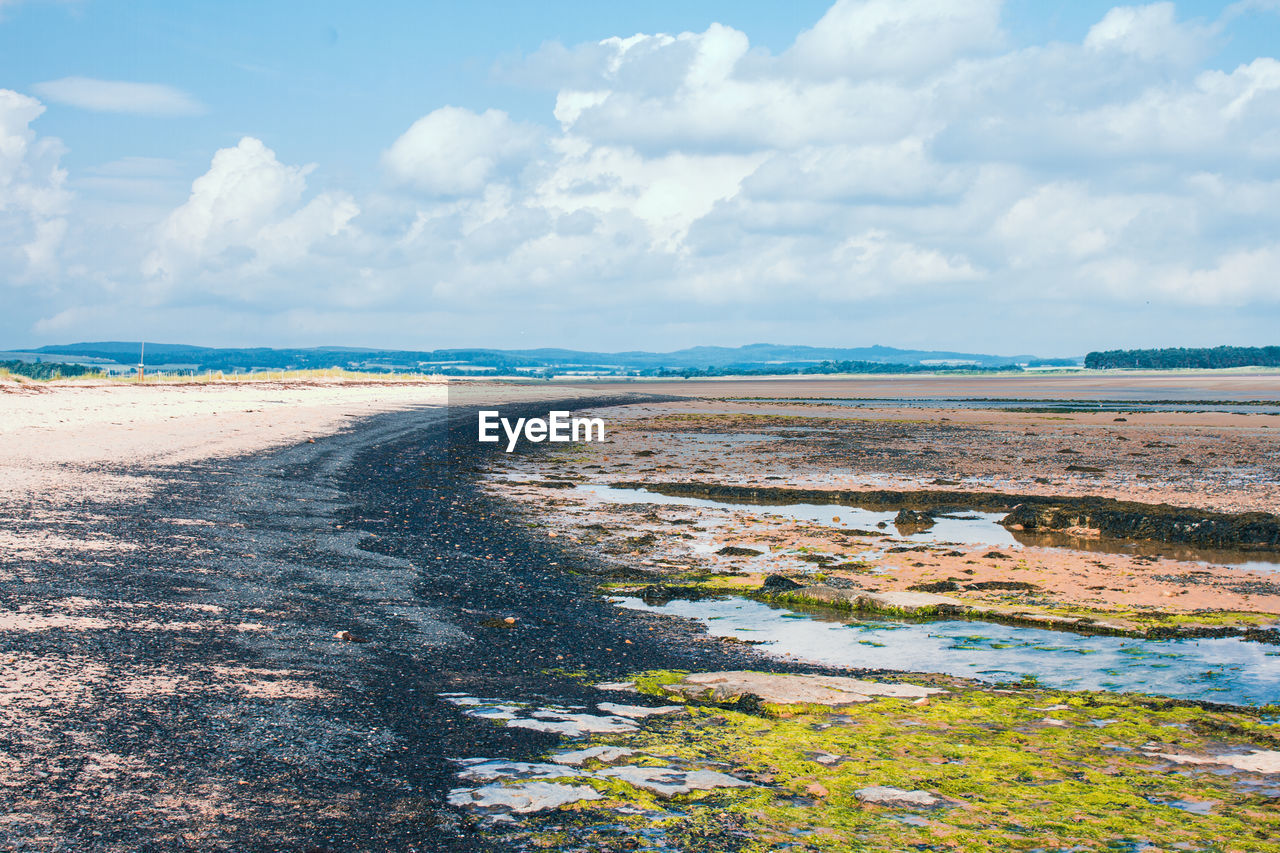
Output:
507 711 638 736
597 701 685 719
857 591 968 613
1159 750 1280 774
447 781 603 813
551 746 637 766
453 759 583 782
855 786 950 808
662 671 946 705
598 765 755 797
790 586 968 615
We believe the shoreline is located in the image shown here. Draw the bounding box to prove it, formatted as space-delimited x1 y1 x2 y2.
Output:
0 385 784 850
5 381 1280 850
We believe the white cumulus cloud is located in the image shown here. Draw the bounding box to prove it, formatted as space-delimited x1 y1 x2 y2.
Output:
143 137 358 290
383 106 541 195
0 89 70 279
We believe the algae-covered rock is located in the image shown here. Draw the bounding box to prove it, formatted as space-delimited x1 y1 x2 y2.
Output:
660 671 944 705
598 765 755 797
717 545 764 557
856 590 968 614
760 574 803 592
894 508 935 530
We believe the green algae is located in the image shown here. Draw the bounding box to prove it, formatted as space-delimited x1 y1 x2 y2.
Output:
520 674 1280 852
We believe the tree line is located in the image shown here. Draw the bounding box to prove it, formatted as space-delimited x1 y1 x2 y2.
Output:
1084 346 1280 370
0 360 103 380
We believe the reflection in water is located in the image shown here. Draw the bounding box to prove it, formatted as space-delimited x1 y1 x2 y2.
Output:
614 596 1280 707
579 485 1280 572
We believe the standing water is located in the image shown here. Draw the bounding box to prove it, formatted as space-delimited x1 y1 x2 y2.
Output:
614 595 1280 707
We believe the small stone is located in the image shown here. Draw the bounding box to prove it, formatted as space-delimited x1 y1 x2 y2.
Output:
503 616 516 624
805 782 830 798
335 630 367 643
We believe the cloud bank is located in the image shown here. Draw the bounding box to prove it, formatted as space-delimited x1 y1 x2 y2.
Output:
7 0 1280 351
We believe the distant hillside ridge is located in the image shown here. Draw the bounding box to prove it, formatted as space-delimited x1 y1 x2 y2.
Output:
14 342 1058 375
1085 346 1280 370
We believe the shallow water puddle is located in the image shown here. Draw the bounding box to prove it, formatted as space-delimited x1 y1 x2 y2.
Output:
578 484 1019 548
578 484 1280 571
613 596 1280 706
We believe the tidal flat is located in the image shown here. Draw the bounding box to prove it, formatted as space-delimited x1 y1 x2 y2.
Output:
480 385 1280 850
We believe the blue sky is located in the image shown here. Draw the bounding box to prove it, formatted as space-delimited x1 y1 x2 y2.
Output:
2 0 1279 355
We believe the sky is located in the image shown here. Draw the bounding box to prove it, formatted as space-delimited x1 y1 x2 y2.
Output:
2 0 1279 356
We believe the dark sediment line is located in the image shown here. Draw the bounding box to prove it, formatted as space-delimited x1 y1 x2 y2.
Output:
609 481 1280 551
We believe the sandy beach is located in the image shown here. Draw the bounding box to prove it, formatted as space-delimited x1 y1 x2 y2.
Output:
3 375 1280 851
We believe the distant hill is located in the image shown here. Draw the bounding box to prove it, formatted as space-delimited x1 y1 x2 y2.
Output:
14 342 1053 376
1085 346 1280 370
15 341 1062 374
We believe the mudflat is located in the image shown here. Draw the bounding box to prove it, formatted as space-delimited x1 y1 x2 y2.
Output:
573 371 1280 401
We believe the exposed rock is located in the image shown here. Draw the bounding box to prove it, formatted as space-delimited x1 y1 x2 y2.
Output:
893 509 935 530
661 671 945 706
638 584 709 605
550 746 636 766
594 681 637 692
507 711 637 736
855 786 949 808
717 545 763 557
966 580 1037 591
598 765 754 797
908 580 961 593
787 584 856 606
453 759 582 782
447 781 603 813
596 702 684 719
858 590 967 614
760 574 803 592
